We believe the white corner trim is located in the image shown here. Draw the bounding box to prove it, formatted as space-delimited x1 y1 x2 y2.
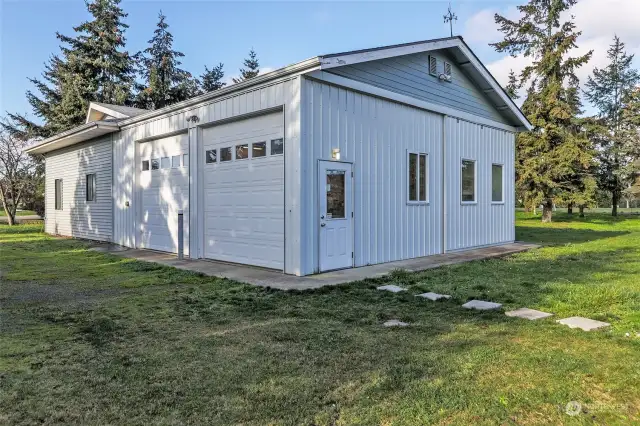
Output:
319 39 461 69
304 71 521 133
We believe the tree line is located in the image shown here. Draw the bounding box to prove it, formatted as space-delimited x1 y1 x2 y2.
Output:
495 0 640 221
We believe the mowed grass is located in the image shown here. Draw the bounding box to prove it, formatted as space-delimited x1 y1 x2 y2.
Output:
1 213 639 425
0 209 37 216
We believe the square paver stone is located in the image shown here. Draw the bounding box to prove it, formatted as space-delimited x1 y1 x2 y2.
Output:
505 308 553 320
383 319 409 327
377 285 407 293
416 292 451 301
462 300 503 310
557 316 610 331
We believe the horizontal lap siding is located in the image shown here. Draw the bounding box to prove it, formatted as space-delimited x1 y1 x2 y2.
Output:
45 135 112 241
300 78 444 275
327 50 509 124
445 118 515 250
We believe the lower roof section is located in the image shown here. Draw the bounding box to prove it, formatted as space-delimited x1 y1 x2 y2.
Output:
26 121 119 155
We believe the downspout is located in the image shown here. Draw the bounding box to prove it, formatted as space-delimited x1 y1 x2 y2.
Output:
442 115 447 253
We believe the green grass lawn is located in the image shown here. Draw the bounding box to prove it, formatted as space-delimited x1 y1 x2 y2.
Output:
1 213 639 425
0 209 37 216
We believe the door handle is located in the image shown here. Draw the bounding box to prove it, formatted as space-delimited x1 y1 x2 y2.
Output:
320 223 326 227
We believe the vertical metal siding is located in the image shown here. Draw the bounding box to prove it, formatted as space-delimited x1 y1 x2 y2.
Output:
45 135 113 241
300 78 444 275
444 117 515 251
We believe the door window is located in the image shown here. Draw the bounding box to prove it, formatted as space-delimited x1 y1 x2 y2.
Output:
325 170 346 219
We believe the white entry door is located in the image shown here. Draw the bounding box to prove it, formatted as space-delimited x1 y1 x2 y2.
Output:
318 160 353 272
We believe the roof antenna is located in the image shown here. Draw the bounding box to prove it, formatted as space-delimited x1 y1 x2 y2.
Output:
444 2 458 37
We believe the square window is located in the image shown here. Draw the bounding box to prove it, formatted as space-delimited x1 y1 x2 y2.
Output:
271 138 284 155
151 159 160 170
492 164 504 203
220 147 232 162
252 141 267 158
206 149 217 164
183 154 189 167
236 144 249 160
408 152 428 203
171 155 181 168
54 179 63 210
161 157 170 169
461 159 476 203
86 174 96 202
142 160 149 171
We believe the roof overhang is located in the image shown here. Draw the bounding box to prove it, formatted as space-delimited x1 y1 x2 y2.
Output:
25 121 119 155
85 102 130 123
317 36 532 131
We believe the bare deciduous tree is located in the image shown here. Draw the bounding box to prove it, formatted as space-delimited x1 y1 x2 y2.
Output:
0 126 40 225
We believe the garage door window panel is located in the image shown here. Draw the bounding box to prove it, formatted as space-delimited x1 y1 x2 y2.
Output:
161 157 170 169
206 149 217 164
151 159 160 170
142 160 149 171
236 144 249 160
171 155 181 168
253 142 267 158
271 138 284 155
220 147 232 162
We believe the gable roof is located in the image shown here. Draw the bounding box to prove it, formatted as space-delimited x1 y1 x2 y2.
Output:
27 36 529 155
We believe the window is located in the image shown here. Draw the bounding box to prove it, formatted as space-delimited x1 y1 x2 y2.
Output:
54 179 63 210
408 152 428 203
236 144 249 160
326 170 346 219
182 154 189 167
151 159 160 170
252 141 267 158
206 149 217 164
142 160 150 171
461 159 476 203
86 174 96 202
171 155 181 168
271 138 284 155
492 164 504 203
429 55 438 76
220 147 232 162
161 157 170 169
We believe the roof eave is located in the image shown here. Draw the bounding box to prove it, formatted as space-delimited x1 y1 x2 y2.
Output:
25 121 120 155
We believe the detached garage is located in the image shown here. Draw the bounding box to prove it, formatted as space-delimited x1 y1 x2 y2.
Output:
27 36 531 277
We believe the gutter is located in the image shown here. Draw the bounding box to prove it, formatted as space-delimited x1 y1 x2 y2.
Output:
25 121 120 154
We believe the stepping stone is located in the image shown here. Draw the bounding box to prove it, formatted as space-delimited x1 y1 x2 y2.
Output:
557 316 610 331
383 319 409 327
376 285 407 293
505 308 553 320
462 300 503 310
416 292 451 301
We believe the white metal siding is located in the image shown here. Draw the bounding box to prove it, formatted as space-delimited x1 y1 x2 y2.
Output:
45 135 112 241
444 117 515 250
300 78 444 275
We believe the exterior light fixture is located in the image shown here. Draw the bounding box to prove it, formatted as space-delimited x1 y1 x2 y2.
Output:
331 148 340 160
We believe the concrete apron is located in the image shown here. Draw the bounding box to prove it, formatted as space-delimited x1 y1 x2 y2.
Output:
111 242 539 291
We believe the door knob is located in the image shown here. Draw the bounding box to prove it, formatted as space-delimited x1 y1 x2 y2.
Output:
320 223 326 227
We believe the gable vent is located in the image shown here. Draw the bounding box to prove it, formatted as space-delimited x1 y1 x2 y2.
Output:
429 55 438 76
444 62 452 77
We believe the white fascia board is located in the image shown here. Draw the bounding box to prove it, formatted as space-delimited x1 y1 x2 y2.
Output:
304 71 524 133
85 102 130 123
319 38 461 69
25 122 120 154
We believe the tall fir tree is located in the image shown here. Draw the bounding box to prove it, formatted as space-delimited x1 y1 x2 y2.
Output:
584 36 640 216
2 0 136 139
233 49 259 83
504 70 520 100
135 12 199 110
201 63 226 93
492 0 593 222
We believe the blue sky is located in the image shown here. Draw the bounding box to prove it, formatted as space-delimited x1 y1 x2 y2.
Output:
1 0 638 119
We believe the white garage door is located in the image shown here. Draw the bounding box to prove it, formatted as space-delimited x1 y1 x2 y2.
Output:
202 112 284 269
137 134 190 254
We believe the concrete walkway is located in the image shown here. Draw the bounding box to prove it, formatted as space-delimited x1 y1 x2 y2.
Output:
110 242 539 290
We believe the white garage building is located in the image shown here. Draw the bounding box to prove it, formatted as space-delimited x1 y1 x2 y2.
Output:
27 37 531 276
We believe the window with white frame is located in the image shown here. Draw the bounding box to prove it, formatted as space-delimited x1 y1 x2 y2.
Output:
86 174 96 202
408 152 428 203
461 159 476 203
54 179 63 210
492 164 504 203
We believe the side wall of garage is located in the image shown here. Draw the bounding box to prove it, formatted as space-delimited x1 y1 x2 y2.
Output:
44 134 113 241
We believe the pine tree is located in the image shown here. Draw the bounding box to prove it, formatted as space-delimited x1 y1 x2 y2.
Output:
233 49 259 83
584 36 640 216
504 70 520 100
2 0 136 139
135 11 198 109
201 63 226 93
492 0 593 222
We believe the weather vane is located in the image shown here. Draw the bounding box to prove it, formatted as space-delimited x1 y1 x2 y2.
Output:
444 2 458 37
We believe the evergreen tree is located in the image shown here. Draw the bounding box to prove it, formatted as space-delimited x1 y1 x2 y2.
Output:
233 49 259 83
504 69 520 100
492 0 593 222
201 63 226 93
135 12 198 109
2 0 136 139
584 36 640 216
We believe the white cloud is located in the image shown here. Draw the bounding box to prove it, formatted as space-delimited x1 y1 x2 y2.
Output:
224 66 276 86
464 0 640 106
